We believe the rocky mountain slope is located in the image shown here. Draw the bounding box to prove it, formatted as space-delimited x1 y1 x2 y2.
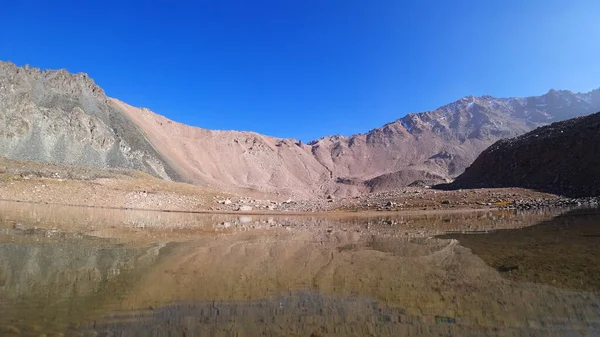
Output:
1 61 599 198
0 62 179 180
449 112 600 197
113 85 600 198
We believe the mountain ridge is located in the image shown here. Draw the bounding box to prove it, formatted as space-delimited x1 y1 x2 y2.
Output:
1 61 599 198
308 88 600 143
449 111 600 197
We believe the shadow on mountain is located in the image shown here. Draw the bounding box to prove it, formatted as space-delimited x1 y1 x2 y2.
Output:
435 112 600 198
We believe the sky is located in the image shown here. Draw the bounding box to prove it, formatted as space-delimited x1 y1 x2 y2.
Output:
2 0 600 141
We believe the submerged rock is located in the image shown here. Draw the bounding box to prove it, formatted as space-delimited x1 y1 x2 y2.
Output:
498 263 519 273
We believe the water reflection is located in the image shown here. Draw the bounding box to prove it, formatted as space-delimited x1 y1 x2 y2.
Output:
441 208 600 292
0 201 598 336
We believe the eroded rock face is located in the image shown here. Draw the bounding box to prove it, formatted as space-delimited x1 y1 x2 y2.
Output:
0 62 178 180
450 112 600 197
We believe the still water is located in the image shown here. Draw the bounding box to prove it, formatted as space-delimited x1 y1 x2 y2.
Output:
0 201 599 336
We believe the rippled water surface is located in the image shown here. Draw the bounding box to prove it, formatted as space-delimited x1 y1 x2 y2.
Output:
0 201 599 336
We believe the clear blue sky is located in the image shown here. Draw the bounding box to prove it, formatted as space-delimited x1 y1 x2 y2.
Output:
3 0 599 141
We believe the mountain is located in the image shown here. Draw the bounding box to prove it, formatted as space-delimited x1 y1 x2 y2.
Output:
114 85 600 198
0 62 180 181
448 112 600 198
1 61 599 198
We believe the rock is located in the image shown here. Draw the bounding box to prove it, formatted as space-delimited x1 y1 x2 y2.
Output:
441 200 450 205
2 325 20 335
435 316 456 324
215 222 232 229
224 199 232 205
386 201 397 207
13 222 25 230
498 263 519 272
238 216 252 223
237 205 253 212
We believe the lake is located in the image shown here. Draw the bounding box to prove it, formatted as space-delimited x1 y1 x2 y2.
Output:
0 201 599 336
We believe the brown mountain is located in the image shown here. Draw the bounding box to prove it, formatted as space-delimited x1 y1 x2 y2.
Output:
449 112 600 197
1 61 599 198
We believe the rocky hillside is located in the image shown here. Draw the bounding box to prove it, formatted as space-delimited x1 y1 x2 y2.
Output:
1 61 599 198
114 86 600 198
449 112 600 197
0 62 179 180
315 88 600 187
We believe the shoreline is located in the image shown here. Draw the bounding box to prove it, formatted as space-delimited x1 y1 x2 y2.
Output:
0 197 505 217
1 157 595 217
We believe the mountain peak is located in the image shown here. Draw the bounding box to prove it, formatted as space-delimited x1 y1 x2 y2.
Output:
1 60 104 98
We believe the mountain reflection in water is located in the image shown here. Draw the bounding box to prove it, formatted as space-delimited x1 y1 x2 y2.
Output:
440 208 600 292
0 201 599 336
